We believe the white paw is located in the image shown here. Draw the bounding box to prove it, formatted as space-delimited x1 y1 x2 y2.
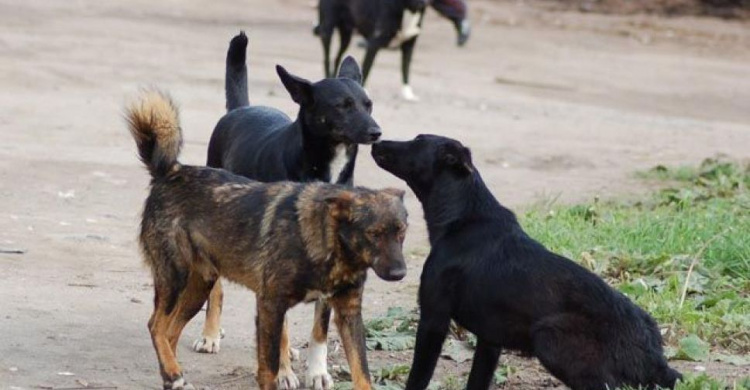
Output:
401 85 420 102
192 335 221 354
306 371 334 390
165 377 195 390
305 341 333 390
289 346 300 361
277 366 300 390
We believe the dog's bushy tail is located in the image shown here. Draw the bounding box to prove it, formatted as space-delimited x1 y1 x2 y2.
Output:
126 89 182 179
225 31 250 111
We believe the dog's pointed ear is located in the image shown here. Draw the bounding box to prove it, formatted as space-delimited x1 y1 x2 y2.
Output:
324 191 355 221
381 187 405 201
276 65 314 105
337 56 363 85
442 145 474 176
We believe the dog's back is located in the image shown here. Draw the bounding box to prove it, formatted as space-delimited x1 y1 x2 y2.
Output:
207 106 299 179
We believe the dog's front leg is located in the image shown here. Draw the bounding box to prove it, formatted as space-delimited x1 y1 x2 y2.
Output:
256 296 289 390
465 340 501 390
330 288 371 390
400 36 419 102
404 305 451 390
305 299 334 390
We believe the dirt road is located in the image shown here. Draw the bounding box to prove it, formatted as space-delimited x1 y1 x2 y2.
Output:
1 0 748 388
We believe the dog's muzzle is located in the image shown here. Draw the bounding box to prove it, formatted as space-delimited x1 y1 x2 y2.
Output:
365 127 382 144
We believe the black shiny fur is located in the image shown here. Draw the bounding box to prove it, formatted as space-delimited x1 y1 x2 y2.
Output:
371 135 682 390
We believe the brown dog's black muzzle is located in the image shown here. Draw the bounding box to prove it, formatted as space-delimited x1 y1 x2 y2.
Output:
373 258 407 281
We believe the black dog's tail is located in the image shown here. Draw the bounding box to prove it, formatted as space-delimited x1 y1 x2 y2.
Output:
126 89 183 179
225 31 250 111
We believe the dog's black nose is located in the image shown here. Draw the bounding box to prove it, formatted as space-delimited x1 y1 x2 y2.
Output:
386 266 407 281
368 128 382 142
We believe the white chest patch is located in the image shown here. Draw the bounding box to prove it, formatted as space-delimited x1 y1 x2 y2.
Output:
328 144 350 184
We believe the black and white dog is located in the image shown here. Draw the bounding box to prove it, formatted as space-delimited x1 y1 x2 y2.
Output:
371 135 682 390
316 0 427 101
197 32 382 390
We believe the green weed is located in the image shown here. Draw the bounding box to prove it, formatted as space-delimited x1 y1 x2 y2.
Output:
522 159 749 355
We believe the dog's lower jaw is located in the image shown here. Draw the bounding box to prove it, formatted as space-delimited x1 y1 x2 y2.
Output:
277 366 301 390
164 377 195 390
401 85 420 102
305 340 334 390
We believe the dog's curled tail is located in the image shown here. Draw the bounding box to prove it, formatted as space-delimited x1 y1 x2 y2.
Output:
126 89 183 179
225 31 250 111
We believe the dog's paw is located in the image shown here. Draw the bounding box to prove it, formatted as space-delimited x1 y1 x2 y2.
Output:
192 335 221 354
305 341 333 390
164 377 195 390
305 371 334 390
277 366 300 390
401 85 420 102
289 346 300 361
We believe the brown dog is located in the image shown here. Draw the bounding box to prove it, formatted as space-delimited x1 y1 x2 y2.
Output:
126 90 408 390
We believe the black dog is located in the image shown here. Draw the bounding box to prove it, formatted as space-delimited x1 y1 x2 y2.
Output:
200 32 382 390
371 135 682 390
317 0 427 101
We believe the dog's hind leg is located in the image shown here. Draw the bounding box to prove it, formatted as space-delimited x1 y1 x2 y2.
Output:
465 340 501 390
149 269 213 390
532 317 610 390
192 279 224 354
306 299 334 390
399 36 419 101
333 26 353 77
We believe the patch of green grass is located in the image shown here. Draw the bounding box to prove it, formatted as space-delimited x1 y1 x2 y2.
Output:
365 307 419 351
521 159 749 355
618 374 750 390
353 159 748 388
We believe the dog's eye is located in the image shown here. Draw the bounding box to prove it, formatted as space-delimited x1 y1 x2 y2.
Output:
338 98 354 110
363 100 373 109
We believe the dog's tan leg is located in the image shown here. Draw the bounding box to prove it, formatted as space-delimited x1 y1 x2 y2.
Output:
148 273 210 390
193 279 224 353
150 271 213 390
168 272 214 353
277 317 300 389
306 299 333 390
330 289 371 390
149 305 186 389
256 296 288 390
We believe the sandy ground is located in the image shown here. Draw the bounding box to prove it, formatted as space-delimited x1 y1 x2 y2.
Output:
1 0 749 389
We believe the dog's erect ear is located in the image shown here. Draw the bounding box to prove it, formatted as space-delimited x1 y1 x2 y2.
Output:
324 191 355 221
381 187 406 201
276 65 314 105
337 56 363 85
441 145 473 176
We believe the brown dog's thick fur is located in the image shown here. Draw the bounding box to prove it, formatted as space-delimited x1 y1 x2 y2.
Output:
126 90 408 390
